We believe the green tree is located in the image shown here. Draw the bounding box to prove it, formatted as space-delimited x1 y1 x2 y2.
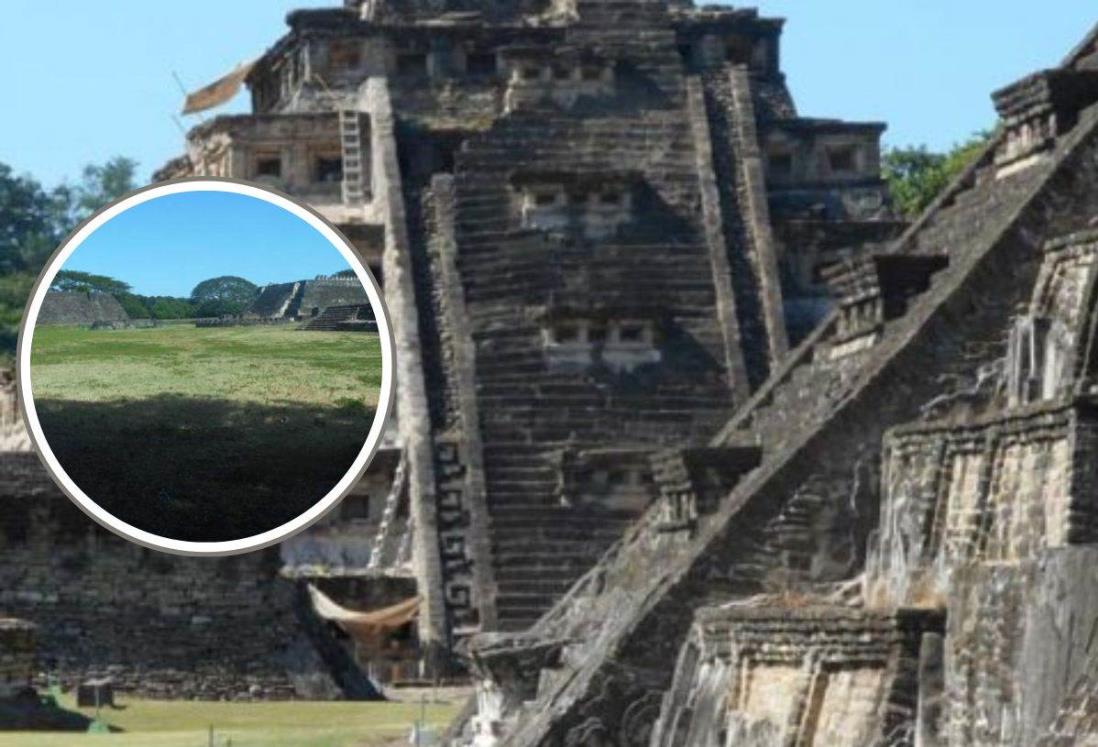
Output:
0 164 67 275
0 157 138 357
148 297 196 320
113 293 196 320
883 131 993 220
193 299 240 318
0 272 37 352
0 165 69 353
50 270 131 295
115 292 153 319
54 157 139 233
190 276 258 317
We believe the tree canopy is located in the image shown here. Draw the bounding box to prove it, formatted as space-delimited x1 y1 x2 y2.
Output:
51 270 132 295
113 292 196 321
883 132 993 220
42 271 197 321
0 164 68 276
148 297 197 320
190 275 259 317
68 160 139 223
114 292 153 319
0 157 138 354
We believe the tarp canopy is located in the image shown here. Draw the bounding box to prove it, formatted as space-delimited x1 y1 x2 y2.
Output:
182 60 256 115
308 585 419 645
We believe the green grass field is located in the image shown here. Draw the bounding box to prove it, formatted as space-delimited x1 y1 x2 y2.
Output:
29 324 384 541
30 325 383 407
0 696 458 747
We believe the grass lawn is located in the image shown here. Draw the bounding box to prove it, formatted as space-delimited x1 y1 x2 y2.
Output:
30 325 383 407
28 324 384 541
0 696 458 747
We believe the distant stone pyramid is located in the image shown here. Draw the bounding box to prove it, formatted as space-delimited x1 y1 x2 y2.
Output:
37 291 129 326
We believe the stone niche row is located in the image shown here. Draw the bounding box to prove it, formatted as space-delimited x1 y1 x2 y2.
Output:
251 7 783 113
511 170 638 240
185 113 371 210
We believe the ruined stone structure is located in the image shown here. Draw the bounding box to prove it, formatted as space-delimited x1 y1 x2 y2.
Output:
3 0 892 700
8 1 1097 739
0 448 310 699
0 617 93 730
246 273 371 320
37 291 130 326
651 606 942 745
0 618 35 700
248 281 302 318
151 0 895 673
303 303 378 331
452 21 1098 746
0 376 375 700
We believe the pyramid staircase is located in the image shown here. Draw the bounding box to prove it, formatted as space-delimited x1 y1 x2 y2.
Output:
303 304 376 332
446 106 733 631
283 282 306 320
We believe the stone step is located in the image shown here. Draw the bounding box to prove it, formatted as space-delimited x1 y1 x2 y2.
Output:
495 591 565 608
495 578 583 595
494 614 544 632
484 481 558 494
488 508 635 523
490 540 625 557
490 533 625 550
488 555 597 571
489 538 627 555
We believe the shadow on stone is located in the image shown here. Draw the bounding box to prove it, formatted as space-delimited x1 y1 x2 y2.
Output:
35 394 375 542
0 690 107 731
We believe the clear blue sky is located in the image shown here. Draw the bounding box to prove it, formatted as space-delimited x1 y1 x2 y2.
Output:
1 2 1094 188
67 191 350 297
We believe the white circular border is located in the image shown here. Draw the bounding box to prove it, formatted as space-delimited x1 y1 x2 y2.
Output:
16 178 396 557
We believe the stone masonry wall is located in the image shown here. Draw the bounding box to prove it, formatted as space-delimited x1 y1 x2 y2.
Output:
867 401 1098 611
651 606 941 746
0 453 325 700
38 292 130 326
426 21 765 635
298 277 370 316
0 618 35 699
467 64 1098 744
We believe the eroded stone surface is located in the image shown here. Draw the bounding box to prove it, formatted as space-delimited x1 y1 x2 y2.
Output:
8 0 1098 734
454 21 1098 746
148 0 896 681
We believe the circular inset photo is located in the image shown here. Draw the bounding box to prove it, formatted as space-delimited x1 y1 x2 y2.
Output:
16 179 394 555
